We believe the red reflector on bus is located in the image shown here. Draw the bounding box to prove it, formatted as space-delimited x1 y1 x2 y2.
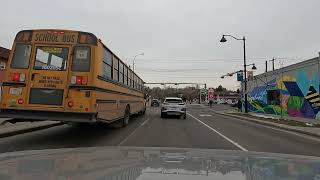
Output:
17 99 24 104
68 101 74 107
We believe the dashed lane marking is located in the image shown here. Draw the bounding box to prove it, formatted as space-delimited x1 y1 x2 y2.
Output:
199 114 212 117
118 118 150 146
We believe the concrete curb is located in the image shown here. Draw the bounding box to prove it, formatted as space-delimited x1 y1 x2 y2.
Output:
0 122 63 138
216 112 320 138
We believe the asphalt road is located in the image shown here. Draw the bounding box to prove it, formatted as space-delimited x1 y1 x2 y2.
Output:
1 104 320 157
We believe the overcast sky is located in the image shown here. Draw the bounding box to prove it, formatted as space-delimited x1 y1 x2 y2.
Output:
1 0 320 90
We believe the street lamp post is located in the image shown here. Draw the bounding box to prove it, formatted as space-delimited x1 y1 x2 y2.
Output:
220 35 249 113
133 53 144 71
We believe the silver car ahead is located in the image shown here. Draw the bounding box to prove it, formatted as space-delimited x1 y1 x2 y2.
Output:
161 97 186 119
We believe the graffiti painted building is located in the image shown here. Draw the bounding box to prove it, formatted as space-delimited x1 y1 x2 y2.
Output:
246 56 320 120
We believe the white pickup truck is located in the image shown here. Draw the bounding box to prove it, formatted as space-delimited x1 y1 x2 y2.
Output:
161 97 186 119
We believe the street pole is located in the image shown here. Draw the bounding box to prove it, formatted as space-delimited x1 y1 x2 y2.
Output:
272 58 275 70
133 59 135 71
265 60 268 73
269 58 275 71
199 88 201 104
133 56 137 71
243 36 248 113
132 53 144 72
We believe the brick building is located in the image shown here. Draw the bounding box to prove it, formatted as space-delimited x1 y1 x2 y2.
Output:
0 47 10 83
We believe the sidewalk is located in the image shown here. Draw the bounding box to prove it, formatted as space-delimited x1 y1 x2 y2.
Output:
0 118 62 138
0 118 12 125
204 105 320 138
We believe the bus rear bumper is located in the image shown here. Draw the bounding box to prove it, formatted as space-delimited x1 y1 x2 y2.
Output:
0 109 96 123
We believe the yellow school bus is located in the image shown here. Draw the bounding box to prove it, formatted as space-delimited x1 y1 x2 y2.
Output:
0 29 146 126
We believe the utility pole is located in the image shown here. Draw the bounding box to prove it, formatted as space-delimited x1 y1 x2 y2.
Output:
243 36 248 113
269 58 275 71
265 60 268 73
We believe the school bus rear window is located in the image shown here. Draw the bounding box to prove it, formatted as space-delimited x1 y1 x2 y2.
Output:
72 46 91 72
34 46 68 71
11 44 32 69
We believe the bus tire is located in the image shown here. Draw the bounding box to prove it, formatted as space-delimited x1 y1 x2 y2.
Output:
122 106 130 127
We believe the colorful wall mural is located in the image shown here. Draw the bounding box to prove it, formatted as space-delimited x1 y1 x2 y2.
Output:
245 57 320 120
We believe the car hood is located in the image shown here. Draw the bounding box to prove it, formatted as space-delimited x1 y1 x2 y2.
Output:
0 147 319 180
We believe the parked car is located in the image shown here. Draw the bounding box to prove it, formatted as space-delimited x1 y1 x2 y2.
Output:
161 97 186 119
230 101 238 107
151 99 160 107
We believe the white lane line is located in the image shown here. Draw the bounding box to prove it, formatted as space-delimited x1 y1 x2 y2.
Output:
202 107 320 142
118 118 150 146
187 112 248 151
140 118 149 126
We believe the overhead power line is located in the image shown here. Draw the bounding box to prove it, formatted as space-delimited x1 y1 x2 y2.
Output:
133 57 306 63
136 68 209 72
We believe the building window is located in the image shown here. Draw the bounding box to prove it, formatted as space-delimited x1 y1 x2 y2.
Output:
102 48 112 79
267 90 280 105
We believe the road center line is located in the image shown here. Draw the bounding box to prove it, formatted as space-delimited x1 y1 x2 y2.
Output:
118 118 150 146
187 112 248 151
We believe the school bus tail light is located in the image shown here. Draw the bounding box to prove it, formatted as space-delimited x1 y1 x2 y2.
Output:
71 76 87 85
11 73 25 82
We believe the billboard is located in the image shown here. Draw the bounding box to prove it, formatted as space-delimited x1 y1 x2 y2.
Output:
208 88 214 100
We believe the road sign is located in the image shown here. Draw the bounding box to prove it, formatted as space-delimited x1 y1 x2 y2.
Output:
208 87 214 100
237 72 243 81
201 88 207 95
